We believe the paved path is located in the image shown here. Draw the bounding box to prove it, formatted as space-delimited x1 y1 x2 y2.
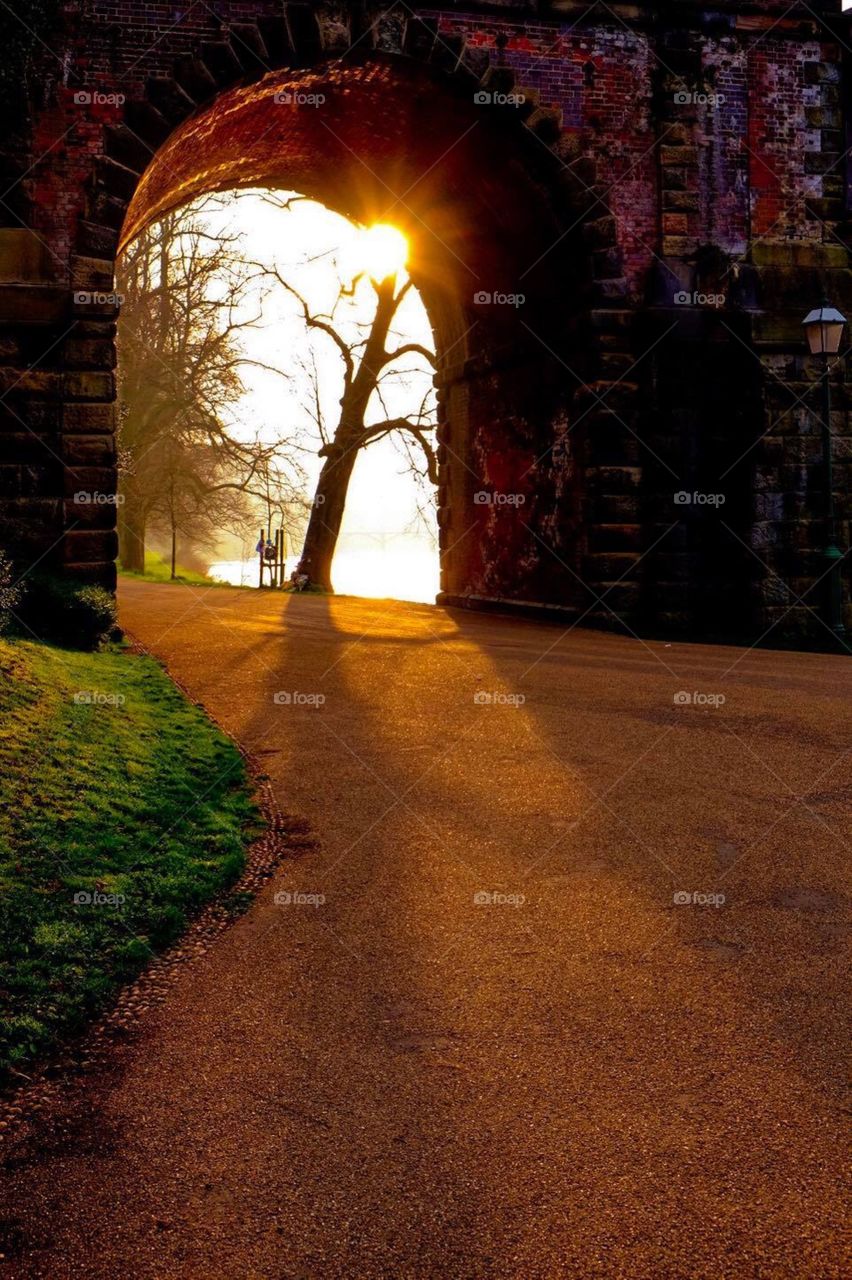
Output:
3 583 850 1278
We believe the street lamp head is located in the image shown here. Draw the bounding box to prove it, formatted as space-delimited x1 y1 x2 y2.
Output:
802 300 847 357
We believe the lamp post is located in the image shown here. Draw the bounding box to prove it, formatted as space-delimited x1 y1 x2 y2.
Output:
802 299 847 640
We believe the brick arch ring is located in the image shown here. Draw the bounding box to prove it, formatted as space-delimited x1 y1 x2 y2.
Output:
66 22 628 608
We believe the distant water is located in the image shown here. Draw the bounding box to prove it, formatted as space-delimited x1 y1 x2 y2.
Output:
208 540 439 604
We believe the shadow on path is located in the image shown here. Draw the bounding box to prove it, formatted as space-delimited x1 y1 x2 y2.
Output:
0 584 847 1279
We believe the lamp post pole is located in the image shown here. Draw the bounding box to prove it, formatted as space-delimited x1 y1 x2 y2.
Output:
802 299 847 643
820 357 845 640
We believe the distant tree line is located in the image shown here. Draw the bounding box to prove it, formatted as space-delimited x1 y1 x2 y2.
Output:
116 201 300 576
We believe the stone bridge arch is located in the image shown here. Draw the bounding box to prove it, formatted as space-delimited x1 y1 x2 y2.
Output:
3 20 632 619
2 1 850 643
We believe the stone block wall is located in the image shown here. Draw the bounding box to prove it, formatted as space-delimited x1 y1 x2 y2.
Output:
0 0 849 643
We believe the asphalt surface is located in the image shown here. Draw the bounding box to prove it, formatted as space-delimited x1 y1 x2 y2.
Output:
2 582 850 1278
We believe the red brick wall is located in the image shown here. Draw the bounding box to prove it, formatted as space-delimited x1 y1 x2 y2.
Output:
424 13 658 296
419 8 845 297
21 5 849 293
4 2 851 638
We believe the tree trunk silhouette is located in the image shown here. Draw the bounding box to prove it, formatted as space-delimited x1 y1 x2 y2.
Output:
298 443 358 590
119 505 146 573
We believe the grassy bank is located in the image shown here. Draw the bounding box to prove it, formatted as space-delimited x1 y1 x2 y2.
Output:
118 550 215 585
0 638 260 1083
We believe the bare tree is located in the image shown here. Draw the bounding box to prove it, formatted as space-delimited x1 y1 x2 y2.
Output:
116 197 302 572
148 435 267 579
262 264 437 590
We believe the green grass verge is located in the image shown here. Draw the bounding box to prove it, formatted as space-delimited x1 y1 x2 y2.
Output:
118 551 215 585
0 637 261 1083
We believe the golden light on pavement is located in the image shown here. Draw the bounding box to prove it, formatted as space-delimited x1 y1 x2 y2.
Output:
354 223 408 281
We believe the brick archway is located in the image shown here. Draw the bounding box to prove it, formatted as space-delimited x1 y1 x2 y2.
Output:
22 38 630 610
113 53 620 605
5 2 845 640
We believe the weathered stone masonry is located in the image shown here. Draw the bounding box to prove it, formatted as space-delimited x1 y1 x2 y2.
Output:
0 1 850 643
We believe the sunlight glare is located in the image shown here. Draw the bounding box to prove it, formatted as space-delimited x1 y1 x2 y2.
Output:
330 536 439 603
355 223 408 282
